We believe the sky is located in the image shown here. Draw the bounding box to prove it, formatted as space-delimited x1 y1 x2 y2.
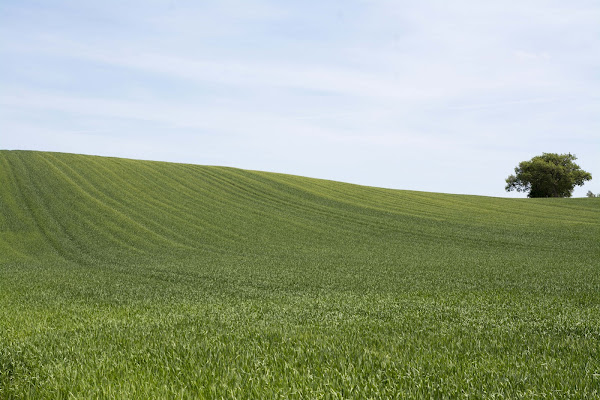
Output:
1 0 598 197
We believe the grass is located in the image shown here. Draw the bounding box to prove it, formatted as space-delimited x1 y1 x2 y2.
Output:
0 149 599 399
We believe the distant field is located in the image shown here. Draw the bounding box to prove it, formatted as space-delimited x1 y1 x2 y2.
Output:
1 150 599 398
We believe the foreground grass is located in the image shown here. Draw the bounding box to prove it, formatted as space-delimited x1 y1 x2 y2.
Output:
1 150 599 398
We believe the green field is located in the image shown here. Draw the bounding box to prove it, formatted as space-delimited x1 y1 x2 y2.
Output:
1 150 599 399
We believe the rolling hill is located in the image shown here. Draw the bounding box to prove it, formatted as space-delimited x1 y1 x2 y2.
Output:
1 150 599 398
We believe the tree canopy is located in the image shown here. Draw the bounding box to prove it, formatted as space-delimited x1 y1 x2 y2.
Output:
505 153 592 198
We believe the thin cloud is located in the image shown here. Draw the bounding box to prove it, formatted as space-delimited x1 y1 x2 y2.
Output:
448 97 562 111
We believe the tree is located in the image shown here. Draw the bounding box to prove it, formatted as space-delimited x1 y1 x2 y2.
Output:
587 191 597 198
505 153 592 198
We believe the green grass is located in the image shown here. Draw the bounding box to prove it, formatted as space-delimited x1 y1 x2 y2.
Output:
1 149 599 399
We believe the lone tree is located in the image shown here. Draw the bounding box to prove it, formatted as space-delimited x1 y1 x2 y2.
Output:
505 153 592 198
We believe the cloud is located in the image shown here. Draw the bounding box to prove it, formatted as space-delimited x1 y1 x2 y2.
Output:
514 51 551 61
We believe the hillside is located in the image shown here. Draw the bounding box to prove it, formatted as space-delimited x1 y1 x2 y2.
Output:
1 150 599 398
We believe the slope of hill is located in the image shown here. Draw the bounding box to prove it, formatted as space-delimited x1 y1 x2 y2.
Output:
1 150 599 398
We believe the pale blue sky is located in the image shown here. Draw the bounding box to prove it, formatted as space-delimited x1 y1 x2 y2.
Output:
1 0 598 197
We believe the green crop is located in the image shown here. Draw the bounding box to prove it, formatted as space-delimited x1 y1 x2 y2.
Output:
1 150 599 399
